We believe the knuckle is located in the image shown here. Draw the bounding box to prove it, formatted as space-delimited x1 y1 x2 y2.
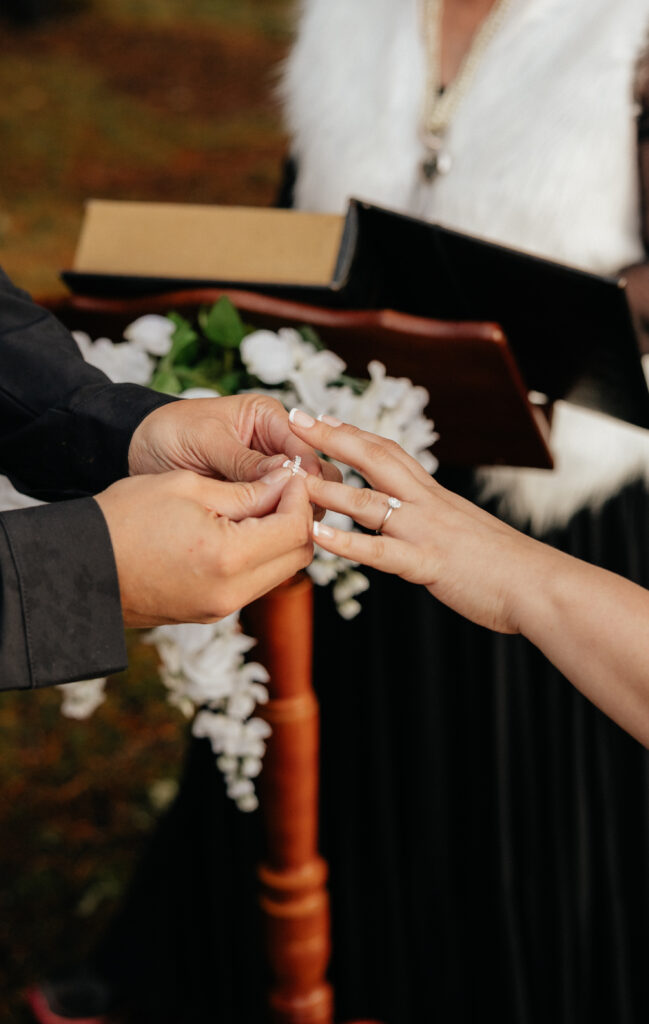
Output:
235 480 259 508
365 440 393 465
289 516 310 548
351 488 375 513
212 546 241 579
372 535 386 560
206 596 235 620
231 449 259 481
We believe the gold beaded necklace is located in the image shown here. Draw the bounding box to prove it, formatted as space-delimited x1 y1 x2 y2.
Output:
420 0 514 181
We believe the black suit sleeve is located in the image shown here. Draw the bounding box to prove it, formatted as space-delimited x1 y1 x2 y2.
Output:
0 268 176 690
0 499 128 689
0 268 176 501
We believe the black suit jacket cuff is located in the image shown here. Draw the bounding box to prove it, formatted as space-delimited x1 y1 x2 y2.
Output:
0 497 126 690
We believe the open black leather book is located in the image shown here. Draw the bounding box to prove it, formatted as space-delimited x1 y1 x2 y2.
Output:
63 197 649 430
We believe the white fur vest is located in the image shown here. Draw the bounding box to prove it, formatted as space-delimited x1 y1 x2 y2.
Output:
281 0 649 534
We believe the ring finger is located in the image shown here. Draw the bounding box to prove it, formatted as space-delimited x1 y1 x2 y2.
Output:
305 475 407 534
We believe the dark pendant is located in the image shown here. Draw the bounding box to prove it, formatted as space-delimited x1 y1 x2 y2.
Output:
420 148 452 183
421 155 439 182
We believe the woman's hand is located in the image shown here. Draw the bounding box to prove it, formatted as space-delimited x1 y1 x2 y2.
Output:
287 410 555 634
95 465 313 628
289 410 649 744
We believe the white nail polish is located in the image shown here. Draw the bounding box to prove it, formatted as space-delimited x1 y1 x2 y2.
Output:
313 521 335 539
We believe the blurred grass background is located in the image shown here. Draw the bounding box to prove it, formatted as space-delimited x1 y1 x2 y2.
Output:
0 0 292 294
0 0 291 1018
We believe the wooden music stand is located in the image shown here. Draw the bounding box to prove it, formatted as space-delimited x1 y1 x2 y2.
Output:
40 288 554 1024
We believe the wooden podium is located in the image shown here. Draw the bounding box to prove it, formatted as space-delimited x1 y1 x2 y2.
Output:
47 287 552 470
42 287 555 1024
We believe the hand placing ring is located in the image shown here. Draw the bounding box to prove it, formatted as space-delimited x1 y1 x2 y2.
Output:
377 496 402 534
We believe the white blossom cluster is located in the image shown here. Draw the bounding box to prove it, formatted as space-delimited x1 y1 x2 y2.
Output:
147 618 271 812
72 314 176 383
8 313 436 811
240 327 439 618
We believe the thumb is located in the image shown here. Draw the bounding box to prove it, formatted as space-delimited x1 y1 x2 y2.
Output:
216 437 289 482
198 465 294 521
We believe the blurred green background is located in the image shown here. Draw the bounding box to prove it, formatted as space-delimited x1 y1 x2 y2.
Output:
0 1 291 1019
0 0 292 294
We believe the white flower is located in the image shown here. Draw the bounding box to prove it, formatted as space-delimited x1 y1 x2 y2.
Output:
241 756 263 778
307 557 341 586
289 370 331 414
246 718 272 739
148 778 179 811
227 777 254 799
58 677 107 719
333 570 370 605
299 349 346 384
73 331 153 384
236 793 259 813
227 692 257 720
337 598 363 620
181 387 221 399
123 315 175 356
324 510 354 532
240 329 296 384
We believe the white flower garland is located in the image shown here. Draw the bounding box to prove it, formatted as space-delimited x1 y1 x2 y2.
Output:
2 314 437 811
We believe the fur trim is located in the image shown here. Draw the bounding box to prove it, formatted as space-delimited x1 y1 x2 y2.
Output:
477 358 649 535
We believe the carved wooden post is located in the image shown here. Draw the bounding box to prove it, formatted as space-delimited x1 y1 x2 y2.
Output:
242 574 334 1024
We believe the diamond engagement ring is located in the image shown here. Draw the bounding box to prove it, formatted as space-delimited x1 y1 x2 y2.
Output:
377 495 402 533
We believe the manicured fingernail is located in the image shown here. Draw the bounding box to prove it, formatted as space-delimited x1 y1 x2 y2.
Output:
317 414 343 427
289 408 316 428
313 521 335 539
260 466 292 485
282 458 307 479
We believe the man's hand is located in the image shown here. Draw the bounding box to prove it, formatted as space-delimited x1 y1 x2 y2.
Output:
128 394 341 484
95 465 313 628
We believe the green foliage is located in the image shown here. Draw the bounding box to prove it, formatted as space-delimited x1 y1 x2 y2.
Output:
198 297 249 349
150 297 252 397
296 324 324 350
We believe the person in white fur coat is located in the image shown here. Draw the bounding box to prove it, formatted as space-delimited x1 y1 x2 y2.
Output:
283 0 649 533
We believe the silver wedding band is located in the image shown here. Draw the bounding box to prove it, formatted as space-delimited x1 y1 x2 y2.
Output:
377 495 402 533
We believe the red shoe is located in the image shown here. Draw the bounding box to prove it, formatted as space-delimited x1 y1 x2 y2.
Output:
25 986 109 1024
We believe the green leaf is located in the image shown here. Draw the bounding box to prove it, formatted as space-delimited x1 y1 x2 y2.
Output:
150 367 183 394
200 297 246 349
297 324 325 350
337 373 368 395
215 371 244 396
174 365 221 392
165 316 200 368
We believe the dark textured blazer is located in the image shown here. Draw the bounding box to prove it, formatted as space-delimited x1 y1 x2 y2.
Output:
0 268 173 691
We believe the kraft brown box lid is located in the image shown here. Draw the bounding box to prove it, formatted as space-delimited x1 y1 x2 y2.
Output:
73 199 345 288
